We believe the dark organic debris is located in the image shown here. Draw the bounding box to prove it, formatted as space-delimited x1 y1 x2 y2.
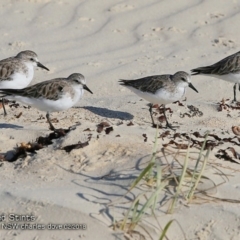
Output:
6 142 43 162
15 112 22 118
216 148 240 164
173 101 184 106
87 134 92 141
163 140 188 149
97 122 110 133
217 99 240 111
62 141 89 153
157 106 173 114
142 134 147 142
9 102 19 108
116 135 120 137
127 121 134 126
159 131 171 140
105 126 114 134
23 105 31 109
5 128 72 162
37 115 45 120
180 113 191 118
83 128 91 132
180 105 203 118
160 132 240 153
158 115 166 123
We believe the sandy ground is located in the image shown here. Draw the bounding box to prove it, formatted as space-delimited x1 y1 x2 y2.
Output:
1 0 240 239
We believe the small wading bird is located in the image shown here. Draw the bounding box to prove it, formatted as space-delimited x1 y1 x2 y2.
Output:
0 73 93 130
0 50 49 115
119 71 198 129
191 51 240 102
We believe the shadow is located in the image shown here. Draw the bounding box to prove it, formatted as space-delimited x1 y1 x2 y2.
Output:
80 106 134 120
0 123 23 129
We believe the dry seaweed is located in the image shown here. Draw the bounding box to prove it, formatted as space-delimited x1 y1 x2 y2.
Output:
142 134 147 142
163 140 188 149
180 105 203 118
158 115 166 123
217 99 240 111
159 131 171 140
173 100 184 106
9 102 19 108
127 121 134 126
15 112 22 118
97 121 110 133
5 128 72 162
62 141 89 153
105 126 113 134
216 148 240 164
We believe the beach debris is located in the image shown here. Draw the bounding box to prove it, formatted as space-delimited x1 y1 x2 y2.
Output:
217 98 240 111
158 115 166 123
216 147 240 164
15 112 22 118
4 128 72 162
163 140 188 149
159 130 171 139
180 105 203 118
105 126 113 134
62 141 89 153
173 100 184 106
127 121 134 126
9 102 19 108
162 131 240 154
157 106 173 114
97 121 110 133
232 126 240 136
37 115 45 120
142 133 147 142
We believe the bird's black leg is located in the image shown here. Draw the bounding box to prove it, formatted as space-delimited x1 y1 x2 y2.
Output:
149 104 156 127
2 98 7 116
163 105 176 130
233 83 237 102
46 112 55 131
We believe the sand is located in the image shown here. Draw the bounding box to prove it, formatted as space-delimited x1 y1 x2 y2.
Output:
1 0 240 239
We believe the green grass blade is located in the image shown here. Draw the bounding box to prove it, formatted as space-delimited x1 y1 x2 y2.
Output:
159 219 174 240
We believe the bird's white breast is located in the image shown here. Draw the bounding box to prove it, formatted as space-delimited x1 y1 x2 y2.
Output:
126 86 185 105
206 73 240 84
0 63 34 89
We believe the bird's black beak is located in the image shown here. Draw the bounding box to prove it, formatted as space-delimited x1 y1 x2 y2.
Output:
83 84 93 94
37 62 49 71
188 82 198 93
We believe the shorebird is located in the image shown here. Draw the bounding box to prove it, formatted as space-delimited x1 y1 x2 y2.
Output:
0 50 49 115
0 73 93 130
191 51 240 101
119 71 198 129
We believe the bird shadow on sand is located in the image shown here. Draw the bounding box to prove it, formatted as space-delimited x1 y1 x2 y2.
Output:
77 106 134 120
0 123 23 129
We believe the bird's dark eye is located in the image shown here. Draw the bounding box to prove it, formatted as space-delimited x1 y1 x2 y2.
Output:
74 79 79 83
30 58 34 61
181 77 186 81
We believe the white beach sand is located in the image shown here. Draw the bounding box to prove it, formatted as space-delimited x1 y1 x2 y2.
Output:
1 0 240 239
